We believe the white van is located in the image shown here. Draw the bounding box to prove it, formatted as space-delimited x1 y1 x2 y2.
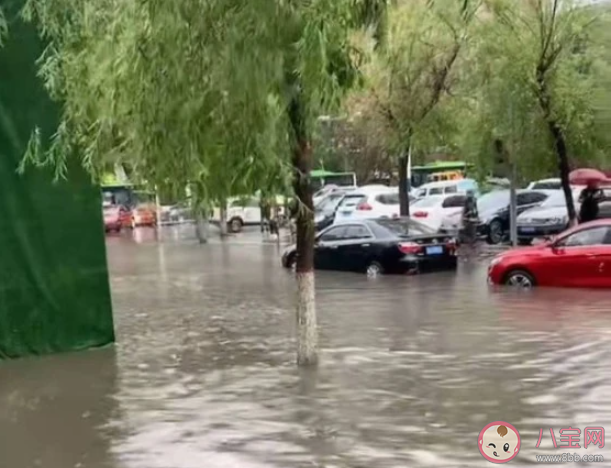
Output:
415 179 479 199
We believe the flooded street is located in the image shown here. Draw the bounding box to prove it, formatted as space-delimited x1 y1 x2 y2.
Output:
3 227 611 467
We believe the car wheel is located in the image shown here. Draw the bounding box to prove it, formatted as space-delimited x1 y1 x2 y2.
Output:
487 219 504 244
504 269 536 289
229 217 243 233
366 261 384 277
518 238 533 246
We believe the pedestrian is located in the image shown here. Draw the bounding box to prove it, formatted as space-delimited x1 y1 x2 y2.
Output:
461 189 479 257
578 182 603 224
260 198 272 235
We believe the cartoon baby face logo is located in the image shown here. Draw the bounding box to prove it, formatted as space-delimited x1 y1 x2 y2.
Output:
478 421 521 463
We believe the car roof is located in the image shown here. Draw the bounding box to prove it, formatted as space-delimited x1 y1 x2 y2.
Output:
348 186 398 195
417 180 460 189
532 178 560 183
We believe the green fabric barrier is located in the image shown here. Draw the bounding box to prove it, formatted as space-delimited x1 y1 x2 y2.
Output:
0 1 115 359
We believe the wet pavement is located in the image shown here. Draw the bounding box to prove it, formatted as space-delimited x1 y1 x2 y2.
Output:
3 225 611 467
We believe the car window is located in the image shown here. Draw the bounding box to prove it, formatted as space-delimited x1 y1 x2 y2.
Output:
558 226 611 247
429 187 443 195
343 225 372 239
444 185 458 194
319 226 347 242
517 192 546 205
530 192 549 204
416 189 427 198
375 193 400 205
442 195 466 208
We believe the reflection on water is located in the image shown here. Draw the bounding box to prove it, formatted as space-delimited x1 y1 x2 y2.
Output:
3 232 611 467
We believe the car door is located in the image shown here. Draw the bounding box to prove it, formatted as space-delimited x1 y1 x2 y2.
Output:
244 197 261 224
542 226 611 288
337 224 376 272
315 226 347 270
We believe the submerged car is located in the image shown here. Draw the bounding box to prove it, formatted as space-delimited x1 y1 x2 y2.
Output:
488 219 611 289
477 189 553 244
516 189 582 245
103 204 131 232
281 218 458 275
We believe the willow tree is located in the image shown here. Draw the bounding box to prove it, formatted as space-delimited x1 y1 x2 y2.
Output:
24 0 385 366
360 0 478 216
459 0 610 224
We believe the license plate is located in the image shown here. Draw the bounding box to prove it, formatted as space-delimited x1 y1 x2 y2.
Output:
520 227 535 233
426 245 443 255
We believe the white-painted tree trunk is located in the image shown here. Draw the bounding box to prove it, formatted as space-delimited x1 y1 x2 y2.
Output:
195 211 209 244
296 271 318 366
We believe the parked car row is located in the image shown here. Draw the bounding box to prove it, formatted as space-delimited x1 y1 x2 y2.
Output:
103 202 156 232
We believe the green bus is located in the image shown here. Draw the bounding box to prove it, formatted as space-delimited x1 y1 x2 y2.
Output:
310 169 357 191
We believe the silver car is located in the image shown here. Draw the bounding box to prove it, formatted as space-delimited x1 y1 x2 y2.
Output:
516 190 580 244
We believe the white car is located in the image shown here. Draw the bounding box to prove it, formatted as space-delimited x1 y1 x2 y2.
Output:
516 188 583 243
212 196 261 233
410 194 467 231
333 187 402 222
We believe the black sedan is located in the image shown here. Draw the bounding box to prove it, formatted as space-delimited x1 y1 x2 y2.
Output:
281 218 458 275
476 189 554 244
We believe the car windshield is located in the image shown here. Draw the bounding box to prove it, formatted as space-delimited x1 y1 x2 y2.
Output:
376 218 436 236
411 196 442 208
477 190 509 212
337 194 366 209
539 190 578 207
316 193 345 211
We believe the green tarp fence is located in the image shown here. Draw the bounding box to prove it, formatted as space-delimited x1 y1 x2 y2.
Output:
0 1 114 359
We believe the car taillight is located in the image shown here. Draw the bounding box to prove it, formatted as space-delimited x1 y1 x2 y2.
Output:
412 211 428 218
446 238 457 251
398 242 422 254
357 202 373 210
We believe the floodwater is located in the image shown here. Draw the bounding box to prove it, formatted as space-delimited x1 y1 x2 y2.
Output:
3 226 611 468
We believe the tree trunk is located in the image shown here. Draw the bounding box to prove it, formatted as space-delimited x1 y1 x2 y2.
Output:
289 95 318 367
398 154 410 217
549 121 576 226
195 208 209 244
536 69 577 225
219 200 228 237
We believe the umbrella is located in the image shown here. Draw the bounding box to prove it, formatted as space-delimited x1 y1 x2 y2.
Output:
569 168 610 186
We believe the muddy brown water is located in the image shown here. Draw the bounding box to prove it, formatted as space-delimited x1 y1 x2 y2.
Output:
2 226 611 468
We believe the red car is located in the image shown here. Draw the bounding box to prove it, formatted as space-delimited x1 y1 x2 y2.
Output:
488 219 611 289
103 204 131 232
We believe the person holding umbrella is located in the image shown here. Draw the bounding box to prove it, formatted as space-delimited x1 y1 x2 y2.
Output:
578 181 604 223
